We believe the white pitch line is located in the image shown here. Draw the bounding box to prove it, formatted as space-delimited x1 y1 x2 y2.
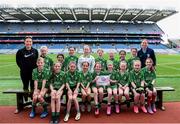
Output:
157 62 180 66
0 63 16 68
158 65 180 71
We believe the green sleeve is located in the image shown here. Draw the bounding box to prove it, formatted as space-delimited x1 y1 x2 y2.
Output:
32 69 37 80
50 58 54 67
141 70 145 81
129 72 134 83
153 71 156 79
78 72 81 83
126 72 130 85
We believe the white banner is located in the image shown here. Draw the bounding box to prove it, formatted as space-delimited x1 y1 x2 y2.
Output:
96 75 110 86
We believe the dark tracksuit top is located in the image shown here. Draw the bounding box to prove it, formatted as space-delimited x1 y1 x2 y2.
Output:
16 47 38 91
137 47 156 68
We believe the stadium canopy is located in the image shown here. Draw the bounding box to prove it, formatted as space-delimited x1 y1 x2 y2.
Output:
0 5 177 23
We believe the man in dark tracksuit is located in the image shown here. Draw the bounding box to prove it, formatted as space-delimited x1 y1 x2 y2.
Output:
16 36 38 95
138 39 156 68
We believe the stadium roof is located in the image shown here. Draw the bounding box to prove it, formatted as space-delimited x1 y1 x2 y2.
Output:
0 5 177 23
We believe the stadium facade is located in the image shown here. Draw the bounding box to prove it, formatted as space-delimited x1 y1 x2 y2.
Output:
0 5 178 53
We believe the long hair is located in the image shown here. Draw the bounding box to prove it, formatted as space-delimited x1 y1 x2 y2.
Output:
146 58 155 71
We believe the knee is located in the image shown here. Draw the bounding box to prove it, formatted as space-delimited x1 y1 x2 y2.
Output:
51 95 56 100
82 93 87 97
152 91 157 96
119 92 123 96
99 90 103 95
135 93 140 98
141 94 145 98
72 96 77 100
108 91 112 96
124 93 129 97
68 96 73 101
37 95 42 100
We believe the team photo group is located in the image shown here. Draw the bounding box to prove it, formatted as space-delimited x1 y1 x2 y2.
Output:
16 36 157 123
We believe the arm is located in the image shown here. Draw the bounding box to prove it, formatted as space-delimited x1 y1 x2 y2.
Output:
81 83 86 89
34 80 38 91
50 84 54 91
66 83 72 92
41 79 47 91
86 82 90 89
151 49 156 66
141 80 145 87
75 82 80 91
152 79 156 85
110 79 117 84
16 50 22 69
92 76 99 83
58 84 65 93
131 82 136 89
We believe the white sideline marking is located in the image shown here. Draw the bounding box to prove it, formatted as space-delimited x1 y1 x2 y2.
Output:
157 62 180 65
158 65 180 71
0 63 16 68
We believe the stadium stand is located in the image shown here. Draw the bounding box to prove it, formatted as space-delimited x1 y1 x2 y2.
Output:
0 6 178 54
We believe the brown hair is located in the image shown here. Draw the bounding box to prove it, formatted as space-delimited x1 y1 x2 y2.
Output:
146 58 155 71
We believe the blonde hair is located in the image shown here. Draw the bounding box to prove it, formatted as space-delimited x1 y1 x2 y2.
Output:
40 46 48 50
133 60 141 66
36 57 44 63
97 48 104 53
120 61 127 66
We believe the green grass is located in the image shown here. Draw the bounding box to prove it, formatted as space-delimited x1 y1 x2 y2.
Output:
0 53 180 105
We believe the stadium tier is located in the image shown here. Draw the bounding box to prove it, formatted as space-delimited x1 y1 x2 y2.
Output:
0 6 178 54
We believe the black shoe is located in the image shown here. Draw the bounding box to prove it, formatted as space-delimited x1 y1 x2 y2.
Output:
54 115 60 124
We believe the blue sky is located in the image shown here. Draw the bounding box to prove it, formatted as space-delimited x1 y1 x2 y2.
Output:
1 0 179 39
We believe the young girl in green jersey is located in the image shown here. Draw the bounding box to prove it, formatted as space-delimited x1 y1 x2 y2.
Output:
57 53 65 71
30 57 50 118
130 60 147 114
143 58 157 114
64 47 78 71
80 61 92 112
92 62 104 115
95 49 107 71
117 61 130 111
105 61 119 115
49 62 65 123
64 62 81 122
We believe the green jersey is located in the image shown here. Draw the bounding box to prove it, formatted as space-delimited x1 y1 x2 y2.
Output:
142 67 156 85
104 70 117 89
129 70 144 87
104 70 117 80
50 71 65 90
65 70 80 88
32 68 50 89
64 55 78 71
41 55 53 70
127 56 140 71
95 57 107 71
91 71 104 87
116 71 129 86
79 71 92 87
